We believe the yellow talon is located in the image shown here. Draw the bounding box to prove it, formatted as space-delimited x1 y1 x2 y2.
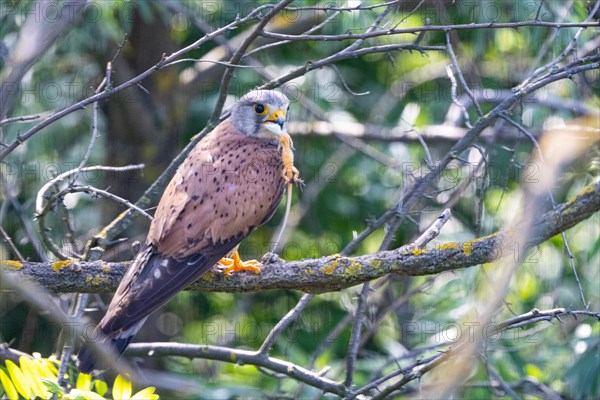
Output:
282 165 300 183
279 133 301 184
219 251 261 275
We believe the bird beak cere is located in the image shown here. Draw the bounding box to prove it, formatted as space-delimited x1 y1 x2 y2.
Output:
265 109 287 133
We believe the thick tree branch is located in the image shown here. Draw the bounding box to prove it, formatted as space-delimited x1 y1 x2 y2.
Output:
2 181 598 294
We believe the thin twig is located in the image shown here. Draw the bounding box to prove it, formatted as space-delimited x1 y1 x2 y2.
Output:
36 183 152 260
344 282 370 387
0 226 24 262
208 0 296 126
0 269 137 382
526 0 574 78
519 0 600 89
445 31 484 117
499 114 590 308
408 209 452 250
258 293 314 356
353 307 600 398
0 114 42 127
69 64 111 186
244 8 343 58
0 4 281 162
35 165 145 217
341 51 600 256
446 64 472 128
259 20 600 43
0 173 46 260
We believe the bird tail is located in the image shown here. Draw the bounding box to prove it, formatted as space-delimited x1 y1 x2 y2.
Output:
77 246 155 373
77 318 147 373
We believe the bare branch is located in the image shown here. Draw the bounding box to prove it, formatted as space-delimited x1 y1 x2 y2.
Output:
208 0 296 126
259 20 600 43
356 308 600 399
0 113 42 127
125 342 347 396
0 5 280 161
341 51 600 256
258 293 314 356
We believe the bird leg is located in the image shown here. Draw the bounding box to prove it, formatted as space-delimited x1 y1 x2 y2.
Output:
279 133 301 184
219 250 261 275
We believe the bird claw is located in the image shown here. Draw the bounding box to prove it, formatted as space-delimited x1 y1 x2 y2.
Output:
219 252 261 275
282 165 303 185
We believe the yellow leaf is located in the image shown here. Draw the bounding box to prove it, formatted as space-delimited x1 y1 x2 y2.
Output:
131 386 159 400
6 359 32 398
43 358 59 376
19 356 53 399
20 356 49 399
66 388 107 400
113 374 132 400
0 369 19 400
94 379 108 397
525 363 543 379
33 358 56 380
77 372 93 390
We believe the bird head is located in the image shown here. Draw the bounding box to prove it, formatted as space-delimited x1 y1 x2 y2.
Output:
230 90 290 140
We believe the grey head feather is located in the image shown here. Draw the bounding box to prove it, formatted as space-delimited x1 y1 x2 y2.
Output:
230 90 290 136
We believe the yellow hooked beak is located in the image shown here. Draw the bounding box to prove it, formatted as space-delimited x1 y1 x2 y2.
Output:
266 109 286 129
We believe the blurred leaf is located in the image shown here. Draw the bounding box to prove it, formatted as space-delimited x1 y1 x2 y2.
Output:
0 368 19 400
95 379 108 397
76 372 93 391
5 359 31 399
131 386 159 400
19 356 49 399
65 388 106 400
565 339 600 398
524 363 543 379
112 374 132 400
40 377 62 394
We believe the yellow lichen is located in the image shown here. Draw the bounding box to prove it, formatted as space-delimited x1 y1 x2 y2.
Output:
1 260 23 269
95 229 108 239
346 261 362 276
320 260 338 275
438 242 459 251
369 259 382 270
201 271 216 282
89 275 108 286
410 248 426 256
230 352 237 362
51 260 73 272
463 241 473 256
462 233 497 256
85 276 92 283
101 265 112 273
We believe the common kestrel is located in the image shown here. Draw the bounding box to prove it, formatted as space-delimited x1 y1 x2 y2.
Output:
78 90 297 372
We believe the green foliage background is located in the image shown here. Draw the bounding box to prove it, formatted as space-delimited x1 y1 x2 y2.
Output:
1 1 598 398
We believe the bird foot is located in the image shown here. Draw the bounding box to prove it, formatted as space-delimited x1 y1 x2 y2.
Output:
219 251 261 275
279 132 302 185
282 165 303 185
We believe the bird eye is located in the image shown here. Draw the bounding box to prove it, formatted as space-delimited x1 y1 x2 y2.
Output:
254 104 266 114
